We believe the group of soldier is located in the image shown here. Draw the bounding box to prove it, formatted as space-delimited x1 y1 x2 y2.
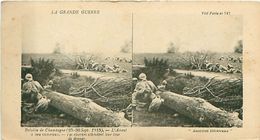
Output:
79 60 128 73
105 56 132 63
204 61 241 73
219 56 243 63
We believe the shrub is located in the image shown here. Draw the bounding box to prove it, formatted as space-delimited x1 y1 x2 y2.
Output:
52 77 72 94
28 58 61 85
181 51 210 70
143 57 169 85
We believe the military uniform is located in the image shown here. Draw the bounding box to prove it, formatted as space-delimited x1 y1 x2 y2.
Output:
22 74 49 112
132 80 157 106
22 80 43 103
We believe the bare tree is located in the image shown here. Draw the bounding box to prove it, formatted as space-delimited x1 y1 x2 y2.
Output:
181 51 210 70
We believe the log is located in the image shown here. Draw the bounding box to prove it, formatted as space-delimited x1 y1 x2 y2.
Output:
159 91 242 127
42 89 131 127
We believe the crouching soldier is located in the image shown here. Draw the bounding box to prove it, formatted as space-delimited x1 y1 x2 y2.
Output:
157 80 167 91
22 73 50 113
44 80 54 89
132 73 163 112
22 73 43 104
216 63 228 73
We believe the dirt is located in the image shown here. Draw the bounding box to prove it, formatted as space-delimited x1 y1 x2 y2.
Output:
21 107 92 127
60 69 131 79
133 105 201 127
133 52 242 71
174 69 242 80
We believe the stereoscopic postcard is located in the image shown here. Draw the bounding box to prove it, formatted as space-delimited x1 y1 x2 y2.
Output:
1 1 260 140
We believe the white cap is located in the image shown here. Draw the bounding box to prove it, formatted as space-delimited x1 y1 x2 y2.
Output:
162 80 167 85
138 73 147 80
25 73 33 81
132 77 138 81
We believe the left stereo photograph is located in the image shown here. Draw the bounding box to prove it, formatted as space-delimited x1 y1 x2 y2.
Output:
21 6 133 127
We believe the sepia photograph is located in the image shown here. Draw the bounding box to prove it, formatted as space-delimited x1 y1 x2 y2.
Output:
21 8 133 127
132 14 243 127
2 2 260 140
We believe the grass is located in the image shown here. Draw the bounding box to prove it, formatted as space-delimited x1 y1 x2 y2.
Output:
22 53 132 72
134 52 242 71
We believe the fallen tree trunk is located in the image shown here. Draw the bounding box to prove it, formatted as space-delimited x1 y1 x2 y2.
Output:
42 89 131 127
159 91 242 127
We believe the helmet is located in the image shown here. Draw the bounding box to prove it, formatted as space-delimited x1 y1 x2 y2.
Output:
228 64 233 68
138 73 147 80
25 73 33 81
132 77 138 81
162 80 167 85
48 80 54 85
113 64 119 68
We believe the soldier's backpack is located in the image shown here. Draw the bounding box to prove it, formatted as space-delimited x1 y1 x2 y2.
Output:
148 96 164 112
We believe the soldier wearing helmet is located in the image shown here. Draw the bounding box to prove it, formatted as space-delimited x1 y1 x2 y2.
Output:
22 73 49 112
157 80 167 90
132 73 157 108
22 73 43 103
44 80 54 89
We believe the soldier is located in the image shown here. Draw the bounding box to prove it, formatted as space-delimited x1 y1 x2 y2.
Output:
228 56 233 61
157 80 167 90
205 61 213 71
132 73 157 108
104 64 114 72
113 64 121 73
44 80 54 89
216 63 228 72
219 56 225 61
210 63 218 72
91 62 99 71
132 77 138 89
22 73 43 103
227 63 235 73
101 63 107 72
92 63 101 71
22 74 50 112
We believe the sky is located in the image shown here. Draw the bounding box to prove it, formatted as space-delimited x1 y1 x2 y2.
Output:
22 8 132 55
134 14 242 53
21 7 242 54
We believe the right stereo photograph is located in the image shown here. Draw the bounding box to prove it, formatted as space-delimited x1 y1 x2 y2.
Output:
132 14 243 127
